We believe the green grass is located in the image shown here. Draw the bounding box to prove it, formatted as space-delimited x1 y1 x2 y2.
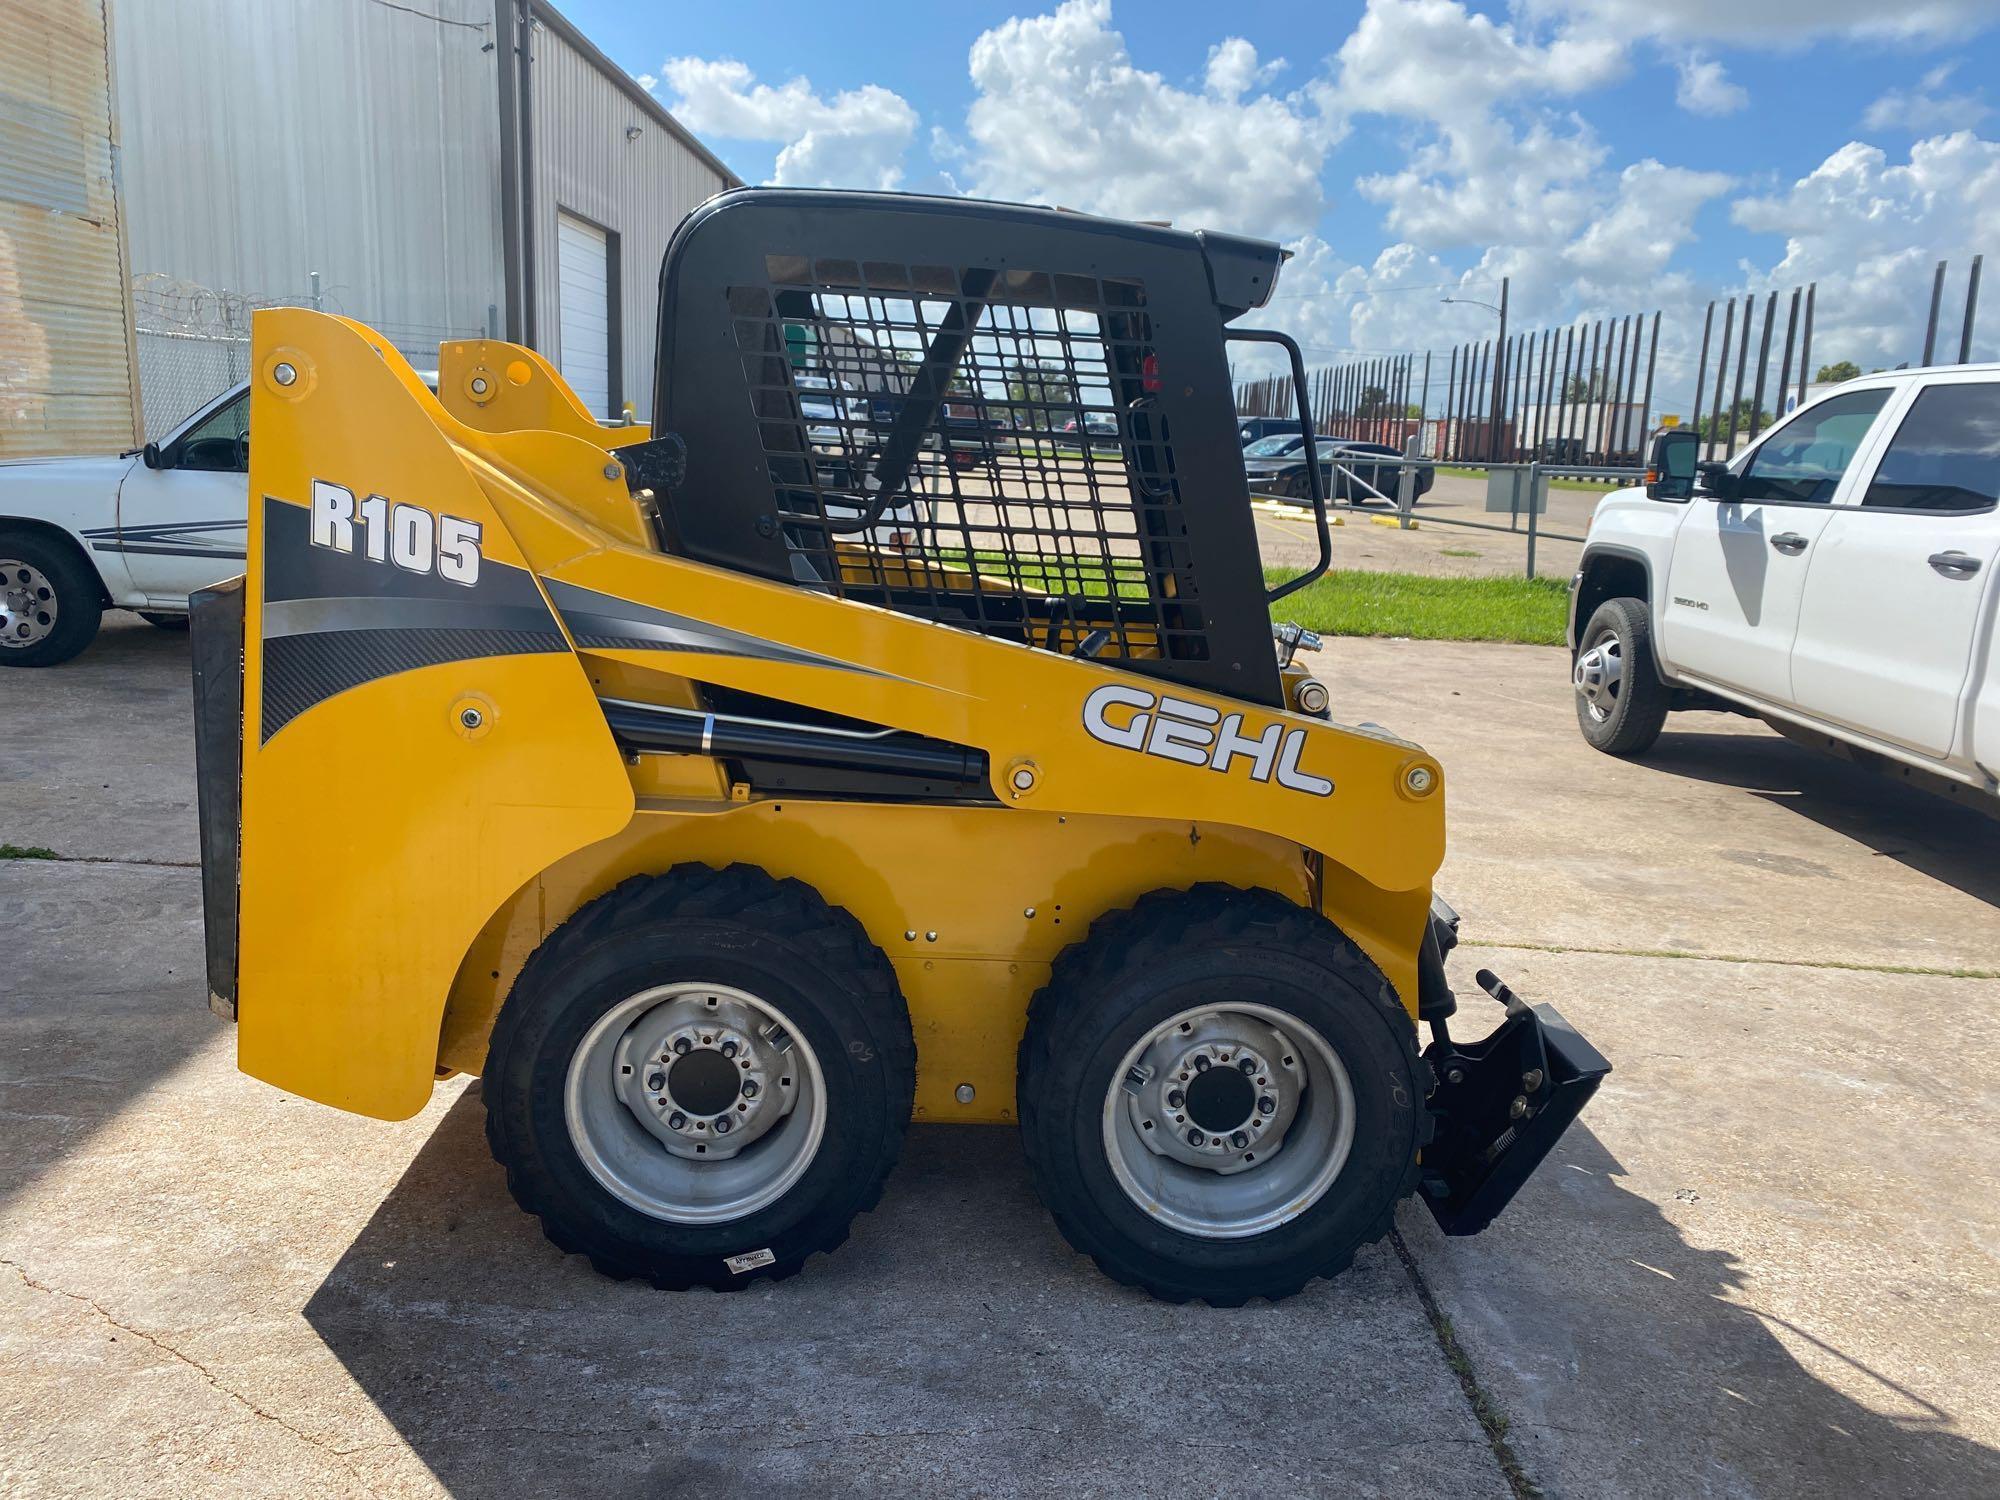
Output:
0 843 58 860
1265 568 1568 645
1436 464 1606 493
930 548 1567 644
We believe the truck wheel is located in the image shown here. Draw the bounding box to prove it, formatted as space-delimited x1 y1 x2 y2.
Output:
1573 596 1670 755
483 864 915 1290
0 533 102 668
1017 886 1427 1305
139 611 189 631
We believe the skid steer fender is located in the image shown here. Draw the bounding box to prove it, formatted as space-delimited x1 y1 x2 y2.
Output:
227 311 634 1120
436 337 651 447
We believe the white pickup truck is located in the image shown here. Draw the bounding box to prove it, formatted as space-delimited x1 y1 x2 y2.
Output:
1 384 255 666
1569 364 1999 809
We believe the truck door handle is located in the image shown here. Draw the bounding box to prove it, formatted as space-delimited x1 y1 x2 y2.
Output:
1929 550 1983 578
1770 532 1808 555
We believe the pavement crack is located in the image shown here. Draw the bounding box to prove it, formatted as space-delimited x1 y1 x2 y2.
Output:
1473 939 1998 981
1389 1228 1542 1500
2 1258 387 1480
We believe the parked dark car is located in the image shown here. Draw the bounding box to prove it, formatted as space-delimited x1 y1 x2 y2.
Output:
1240 432 1311 459
1237 416 1305 447
1243 437 1435 505
1055 413 1120 446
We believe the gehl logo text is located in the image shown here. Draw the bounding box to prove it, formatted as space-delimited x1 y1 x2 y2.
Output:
1082 684 1333 797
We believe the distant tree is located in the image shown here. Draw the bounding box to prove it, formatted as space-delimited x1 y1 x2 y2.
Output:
1693 397 1772 441
1814 360 1861 383
1358 384 1390 417
1563 368 1609 403
1004 359 1070 429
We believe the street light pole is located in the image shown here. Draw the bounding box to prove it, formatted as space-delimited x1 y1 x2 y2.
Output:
1442 280 1509 461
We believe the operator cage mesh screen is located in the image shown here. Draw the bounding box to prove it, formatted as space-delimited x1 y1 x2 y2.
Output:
728 256 1207 664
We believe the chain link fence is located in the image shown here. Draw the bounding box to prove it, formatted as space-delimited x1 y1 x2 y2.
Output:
131 275 482 438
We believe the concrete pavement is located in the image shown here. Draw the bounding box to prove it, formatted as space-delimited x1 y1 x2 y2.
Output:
1255 471 1601 580
2 612 1996 1497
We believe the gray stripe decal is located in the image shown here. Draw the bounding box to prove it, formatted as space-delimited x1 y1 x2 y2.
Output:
264 595 565 640
545 578 892 679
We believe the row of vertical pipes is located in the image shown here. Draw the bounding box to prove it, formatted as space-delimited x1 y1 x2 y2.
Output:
1237 258 1984 463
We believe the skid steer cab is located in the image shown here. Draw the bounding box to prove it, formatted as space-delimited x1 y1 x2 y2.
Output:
189 189 1605 1303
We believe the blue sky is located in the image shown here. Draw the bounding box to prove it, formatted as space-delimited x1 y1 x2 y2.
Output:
560 0 2000 403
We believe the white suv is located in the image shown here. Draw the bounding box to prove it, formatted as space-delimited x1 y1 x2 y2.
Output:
1569 365 1999 808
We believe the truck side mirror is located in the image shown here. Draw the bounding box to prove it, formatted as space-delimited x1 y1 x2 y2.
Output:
1644 429 1697 500
141 441 163 470
1694 460 1739 502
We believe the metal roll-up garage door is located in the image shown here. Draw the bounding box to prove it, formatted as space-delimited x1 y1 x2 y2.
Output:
0 0 140 457
556 211 611 419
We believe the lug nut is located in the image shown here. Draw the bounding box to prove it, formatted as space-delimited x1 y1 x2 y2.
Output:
1236 1057 1257 1075
713 1115 733 1134
1257 1096 1276 1115
741 1080 759 1099
1193 1056 1211 1072
668 1111 686 1130
1166 1088 1185 1109
721 1040 738 1059
672 1037 691 1055
1231 1131 1249 1149
646 1071 665 1092
1187 1129 1205 1147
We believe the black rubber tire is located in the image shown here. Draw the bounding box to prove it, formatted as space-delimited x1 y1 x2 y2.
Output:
483 863 915 1290
138 611 189 631
0 530 102 667
1574 595 1670 756
1017 886 1429 1306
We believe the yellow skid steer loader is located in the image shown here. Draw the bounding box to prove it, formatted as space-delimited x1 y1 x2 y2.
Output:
191 189 1606 1303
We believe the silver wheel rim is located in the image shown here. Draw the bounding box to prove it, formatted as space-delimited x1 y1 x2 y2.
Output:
1573 633 1623 723
1 560 58 648
1102 1002 1355 1240
563 983 827 1225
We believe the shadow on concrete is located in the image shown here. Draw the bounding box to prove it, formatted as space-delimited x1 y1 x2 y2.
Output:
1640 728 2000 908
303 1092 1499 1499
0 862 214 1212
1402 1122 2000 1498
303 1090 2000 1498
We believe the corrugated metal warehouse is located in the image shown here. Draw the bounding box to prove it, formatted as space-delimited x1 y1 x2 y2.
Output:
0 0 738 458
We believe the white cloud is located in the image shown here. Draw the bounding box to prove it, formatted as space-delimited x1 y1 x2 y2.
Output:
1318 0 1624 136
1675 54 1747 117
1732 132 2000 365
1863 62 1989 133
1204 37 1284 101
961 0 1339 241
655 57 919 190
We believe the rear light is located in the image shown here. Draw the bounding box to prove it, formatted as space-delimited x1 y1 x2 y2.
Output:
1142 352 1161 393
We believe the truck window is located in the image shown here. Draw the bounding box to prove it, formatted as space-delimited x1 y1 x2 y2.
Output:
1736 388 1890 504
178 392 250 473
1861 383 2000 513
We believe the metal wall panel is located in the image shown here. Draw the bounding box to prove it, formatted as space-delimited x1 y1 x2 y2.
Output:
0 0 138 457
112 0 504 363
528 17 733 420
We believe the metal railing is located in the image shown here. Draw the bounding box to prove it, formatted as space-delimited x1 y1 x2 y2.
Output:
1250 439 1640 580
